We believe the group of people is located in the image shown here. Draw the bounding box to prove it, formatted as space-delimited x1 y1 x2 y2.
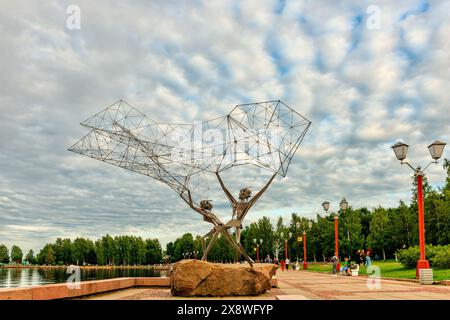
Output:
331 249 373 276
264 255 294 271
262 249 373 275
356 249 372 267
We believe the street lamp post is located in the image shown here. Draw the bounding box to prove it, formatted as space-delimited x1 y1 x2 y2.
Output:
295 222 301 263
279 231 291 261
322 201 338 269
303 221 313 270
303 230 307 269
322 199 348 271
391 140 446 279
285 232 292 261
339 198 349 258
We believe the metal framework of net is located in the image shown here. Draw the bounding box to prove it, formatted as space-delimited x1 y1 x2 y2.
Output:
69 99 311 266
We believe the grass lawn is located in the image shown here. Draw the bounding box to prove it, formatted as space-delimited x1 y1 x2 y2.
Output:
304 260 450 281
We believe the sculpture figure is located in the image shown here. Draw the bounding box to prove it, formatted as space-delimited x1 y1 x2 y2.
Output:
69 100 311 266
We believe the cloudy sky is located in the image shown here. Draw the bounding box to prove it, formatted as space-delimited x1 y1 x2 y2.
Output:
1 0 449 253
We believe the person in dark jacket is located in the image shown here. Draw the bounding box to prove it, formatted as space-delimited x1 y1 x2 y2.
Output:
359 250 365 266
331 254 338 276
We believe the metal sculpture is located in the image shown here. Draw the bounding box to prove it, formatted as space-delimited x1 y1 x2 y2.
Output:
69 99 311 266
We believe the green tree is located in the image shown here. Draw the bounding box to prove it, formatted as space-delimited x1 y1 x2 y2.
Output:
340 207 364 258
166 242 175 261
289 214 310 262
130 236 147 265
95 239 105 265
145 239 162 264
114 235 132 265
443 158 450 190
0 244 9 263
315 214 335 261
193 235 204 260
367 207 390 260
273 216 287 260
173 233 194 261
54 238 65 265
207 233 234 263
72 238 96 265
102 234 115 265
25 249 36 264
10 245 23 263
52 238 73 265
256 217 274 259
37 244 56 265
44 246 56 265
397 200 416 247
241 222 259 261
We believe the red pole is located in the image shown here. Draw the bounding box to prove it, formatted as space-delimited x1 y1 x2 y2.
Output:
334 216 340 271
303 231 307 270
284 239 288 261
416 173 430 278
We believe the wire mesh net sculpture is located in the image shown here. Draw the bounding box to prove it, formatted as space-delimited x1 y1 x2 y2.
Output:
69 100 311 266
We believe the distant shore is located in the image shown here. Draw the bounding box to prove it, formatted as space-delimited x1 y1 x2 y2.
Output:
0 264 170 270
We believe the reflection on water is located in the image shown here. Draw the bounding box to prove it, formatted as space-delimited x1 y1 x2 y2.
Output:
0 267 165 288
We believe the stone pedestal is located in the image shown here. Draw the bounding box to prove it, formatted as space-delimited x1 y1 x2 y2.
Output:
170 260 277 297
419 268 433 285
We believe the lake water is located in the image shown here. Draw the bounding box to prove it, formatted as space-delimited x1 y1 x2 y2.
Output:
0 267 166 288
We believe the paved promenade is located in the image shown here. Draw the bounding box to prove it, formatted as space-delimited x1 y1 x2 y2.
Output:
78 270 450 300
274 270 450 300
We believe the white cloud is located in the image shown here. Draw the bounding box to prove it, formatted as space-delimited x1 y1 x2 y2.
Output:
0 0 449 253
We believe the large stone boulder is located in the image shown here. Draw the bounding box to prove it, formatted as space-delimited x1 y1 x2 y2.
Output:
170 260 277 297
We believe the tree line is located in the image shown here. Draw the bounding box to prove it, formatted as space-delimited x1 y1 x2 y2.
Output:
2 159 449 266
165 159 450 263
1 235 162 266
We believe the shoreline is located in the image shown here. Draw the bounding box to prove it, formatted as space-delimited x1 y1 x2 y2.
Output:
0 265 170 270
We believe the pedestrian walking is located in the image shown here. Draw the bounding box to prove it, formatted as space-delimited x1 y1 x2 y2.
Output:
331 254 339 276
285 258 290 270
365 250 372 267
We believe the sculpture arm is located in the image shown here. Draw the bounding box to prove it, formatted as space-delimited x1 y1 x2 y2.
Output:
247 172 277 207
182 190 223 226
237 173 277 223
215 172 236 205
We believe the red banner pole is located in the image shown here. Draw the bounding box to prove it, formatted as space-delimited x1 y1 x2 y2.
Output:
334 216 340 271
416 173 430 278
303 231 307 270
